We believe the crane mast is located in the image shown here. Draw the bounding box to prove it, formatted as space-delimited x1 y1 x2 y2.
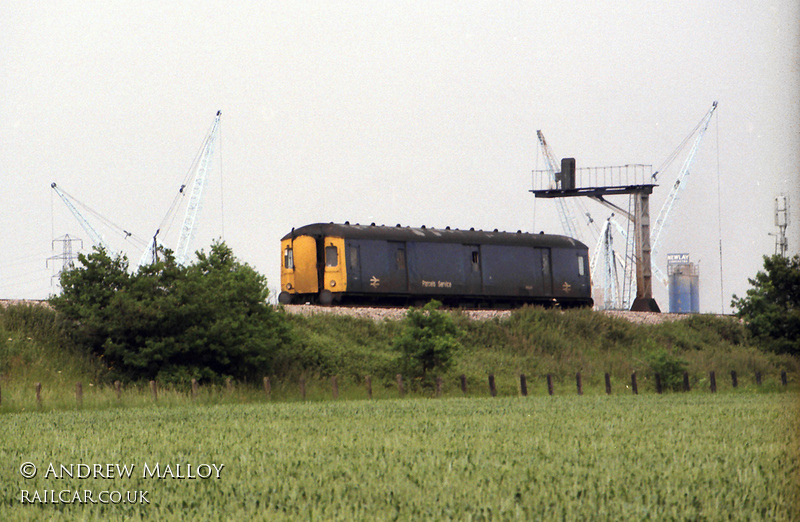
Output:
50 182 116 257
651 101 717 285
138 111 222 267
174 110 221 266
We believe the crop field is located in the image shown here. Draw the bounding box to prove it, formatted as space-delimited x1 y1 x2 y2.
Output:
1 393 798 520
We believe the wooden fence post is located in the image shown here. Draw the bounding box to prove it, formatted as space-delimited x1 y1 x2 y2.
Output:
781 370 788 386
263 376 271 399
332 376 339 399
150 380 158 401
460 374 467 395
683 371 691 392
709 371 717 393
631 372 638 395
365 375 373 399
76 382 83 407
519 374 528 397
576 373 583 396
115 380 122 400
36 382 42 406
755 371 762 386
396 374 404 397
436 376 443 397
604 373 612 395
546 374 554 396
488 374 497 397
730 370 738 388
0 382 2 406
655 374 663 394
191 378 198 400
299 377 306 400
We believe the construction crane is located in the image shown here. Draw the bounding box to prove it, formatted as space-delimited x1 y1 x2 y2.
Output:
533 103 716 310
650 101 718 286
50 182 118 257
589 215 638 310
175 110 222 265
590 218 620 309
537 132 638 309
139 110 222 267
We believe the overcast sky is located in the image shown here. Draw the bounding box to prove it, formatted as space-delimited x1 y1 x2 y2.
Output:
2 1 798 313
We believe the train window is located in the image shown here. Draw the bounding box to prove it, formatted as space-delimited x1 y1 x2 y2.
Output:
284 247 294 269
325 246 338 268
350 246 359 269
578 255 585 276
541 250 550 275
471 251 480 271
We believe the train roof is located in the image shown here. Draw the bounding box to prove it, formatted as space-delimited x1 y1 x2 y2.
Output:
282 223 588 249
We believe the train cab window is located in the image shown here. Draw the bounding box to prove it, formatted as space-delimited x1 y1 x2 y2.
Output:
578 255 585 276
325 245 338 268
284 247 294 269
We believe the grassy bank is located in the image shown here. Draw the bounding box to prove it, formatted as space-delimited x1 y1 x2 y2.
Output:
284 307 797 394
1 303 798 412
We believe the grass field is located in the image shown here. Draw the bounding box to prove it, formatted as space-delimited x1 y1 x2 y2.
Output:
2 393 798 520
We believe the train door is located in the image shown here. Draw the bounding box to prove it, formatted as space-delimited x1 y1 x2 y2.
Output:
465 245 482 294
291 235 319 294
346 242 362 292
537 248 553 295
385 241 408 293
322 236 347 295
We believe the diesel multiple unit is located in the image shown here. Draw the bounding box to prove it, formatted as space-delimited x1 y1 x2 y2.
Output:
279 222 592 308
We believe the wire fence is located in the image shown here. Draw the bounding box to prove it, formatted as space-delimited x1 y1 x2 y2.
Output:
3 369 791 411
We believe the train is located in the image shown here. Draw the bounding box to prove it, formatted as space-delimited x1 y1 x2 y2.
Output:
278 222 593 308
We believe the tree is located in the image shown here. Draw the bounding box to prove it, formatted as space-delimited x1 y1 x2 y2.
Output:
731 254 800 356
393 300 461 381
50 247 132 355
159 242 292 383
50 242 292 383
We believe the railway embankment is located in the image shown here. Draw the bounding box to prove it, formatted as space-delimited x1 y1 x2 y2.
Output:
282 304 704 324
1 298 727 324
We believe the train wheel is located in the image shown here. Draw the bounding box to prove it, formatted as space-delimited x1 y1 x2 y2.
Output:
318 290 334 306
278 291 293 305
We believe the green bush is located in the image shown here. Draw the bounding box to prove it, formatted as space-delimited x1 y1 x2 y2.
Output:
645 347 689 391
393 300 461 381
48 242 292 384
